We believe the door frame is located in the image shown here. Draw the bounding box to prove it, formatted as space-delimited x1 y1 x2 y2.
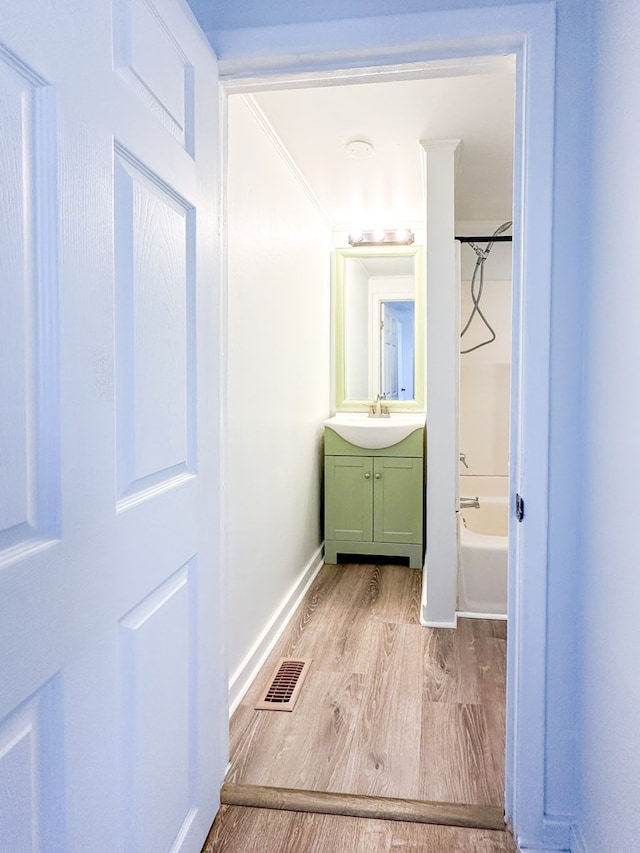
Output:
218 3 557 847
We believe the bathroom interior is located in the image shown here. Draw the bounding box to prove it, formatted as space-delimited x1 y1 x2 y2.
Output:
224 58 515 709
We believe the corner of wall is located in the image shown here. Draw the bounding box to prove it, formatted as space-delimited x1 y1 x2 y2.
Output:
227 546 324 714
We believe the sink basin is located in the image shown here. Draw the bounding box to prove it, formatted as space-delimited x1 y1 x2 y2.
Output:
324 412 426 450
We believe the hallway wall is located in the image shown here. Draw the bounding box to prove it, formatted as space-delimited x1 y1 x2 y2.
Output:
576 1 640 850
225 95 331 700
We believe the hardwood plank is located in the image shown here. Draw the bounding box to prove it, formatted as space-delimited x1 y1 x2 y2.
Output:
489 619 508 640
220 784 506 830
228 670 368 790
419 702 502 805
347 621 426 797
203 805 518 853
423 624 479 704
269 565 379 674
358 564 423 625
476 634 507 787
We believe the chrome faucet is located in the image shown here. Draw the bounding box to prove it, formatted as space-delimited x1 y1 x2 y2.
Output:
368 393 390 418
460 496 480 509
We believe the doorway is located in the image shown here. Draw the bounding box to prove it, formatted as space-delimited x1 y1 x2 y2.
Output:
223 62 513 818
218 5 556 842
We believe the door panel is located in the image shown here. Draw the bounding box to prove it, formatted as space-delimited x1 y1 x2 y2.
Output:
113 0 196 154
325 456 373 541
114 144 196 504
373 457 423 544
119 561 196 852
0 676 64 853
0 43 60 560
0 2 224 851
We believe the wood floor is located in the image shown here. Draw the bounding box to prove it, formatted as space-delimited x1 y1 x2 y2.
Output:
204 562 511 852
204 806 517 852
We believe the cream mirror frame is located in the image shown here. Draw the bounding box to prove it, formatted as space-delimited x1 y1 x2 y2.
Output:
334 245 425 411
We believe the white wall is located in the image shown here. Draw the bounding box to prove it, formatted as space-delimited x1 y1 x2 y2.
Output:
576 2 640 851
422 139 460 627
343 258 369 399
458 222 512 485
225 95 331 699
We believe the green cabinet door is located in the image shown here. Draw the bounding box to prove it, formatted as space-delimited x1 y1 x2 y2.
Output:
373 457 423 544
325 455 373 541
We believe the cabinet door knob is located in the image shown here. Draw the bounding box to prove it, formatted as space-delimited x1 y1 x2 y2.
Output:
375 473 381 479
364 473 371 479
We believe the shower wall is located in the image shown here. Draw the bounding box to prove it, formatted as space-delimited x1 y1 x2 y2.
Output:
458 223 512 494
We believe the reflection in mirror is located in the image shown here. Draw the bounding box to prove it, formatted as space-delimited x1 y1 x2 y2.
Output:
336 246 424 410
380 300 415 401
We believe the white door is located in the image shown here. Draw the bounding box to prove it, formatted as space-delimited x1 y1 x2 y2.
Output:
0 2 225 851
381 302 400 399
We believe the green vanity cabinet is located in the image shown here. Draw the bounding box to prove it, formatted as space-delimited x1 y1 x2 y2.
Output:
324 427 424 568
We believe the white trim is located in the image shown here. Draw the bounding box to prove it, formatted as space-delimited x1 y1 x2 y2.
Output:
240 94 334 229
213 8 531 79
419 572 458 629
220 54 516 93
505 6 557 846
217 83 231 733
422 137 461 626
420 136 463 174
420 613 458 628
227 546 325 715
517 847 570 853
517 817 573 851
517 849 568 853
457 610 508 621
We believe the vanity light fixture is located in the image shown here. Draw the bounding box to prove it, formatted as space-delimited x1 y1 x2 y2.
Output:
348 228 415 247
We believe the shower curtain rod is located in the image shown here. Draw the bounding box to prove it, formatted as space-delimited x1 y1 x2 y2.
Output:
455 235 512 243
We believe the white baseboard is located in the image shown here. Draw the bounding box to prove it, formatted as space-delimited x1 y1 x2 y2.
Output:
421 609 458 629
228 544 325 715
457 610 508 621
517 848 570 853
420 610 508 627
517 823 574 853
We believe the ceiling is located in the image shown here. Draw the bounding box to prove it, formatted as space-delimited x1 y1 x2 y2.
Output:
236 60 515 230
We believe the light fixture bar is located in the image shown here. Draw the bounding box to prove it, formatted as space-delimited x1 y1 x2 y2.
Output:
348 228 415 247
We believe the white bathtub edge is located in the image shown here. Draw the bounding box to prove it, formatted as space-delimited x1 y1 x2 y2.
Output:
457 610 508 621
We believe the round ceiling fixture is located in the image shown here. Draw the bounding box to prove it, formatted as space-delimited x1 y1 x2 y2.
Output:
345 139 375 159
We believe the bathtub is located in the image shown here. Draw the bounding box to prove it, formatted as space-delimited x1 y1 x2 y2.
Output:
458 496 508 617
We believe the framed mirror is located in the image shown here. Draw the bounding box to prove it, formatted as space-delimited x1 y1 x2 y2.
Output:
334 245 424 410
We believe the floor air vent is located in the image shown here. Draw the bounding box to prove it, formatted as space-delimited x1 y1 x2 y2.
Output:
255 658 312 712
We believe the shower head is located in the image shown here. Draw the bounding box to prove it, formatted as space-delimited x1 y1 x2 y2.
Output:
481 220 512 258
